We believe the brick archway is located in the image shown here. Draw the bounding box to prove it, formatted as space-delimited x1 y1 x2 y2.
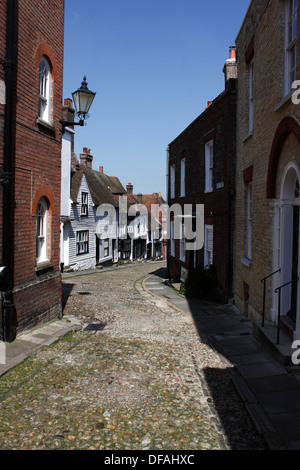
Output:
34 42 58 82
32 184 56 216
267 115 300 198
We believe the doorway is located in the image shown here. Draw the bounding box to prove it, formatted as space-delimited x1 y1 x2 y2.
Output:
277 167 300 321
288 197 299 320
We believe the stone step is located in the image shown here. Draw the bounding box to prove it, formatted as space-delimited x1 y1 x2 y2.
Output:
253 320 295 367
280 315 295 339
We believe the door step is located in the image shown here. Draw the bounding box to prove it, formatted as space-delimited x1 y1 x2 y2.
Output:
253 320 295 366
280 315 295 339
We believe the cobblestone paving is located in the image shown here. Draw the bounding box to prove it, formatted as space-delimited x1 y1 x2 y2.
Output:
0 261 266 450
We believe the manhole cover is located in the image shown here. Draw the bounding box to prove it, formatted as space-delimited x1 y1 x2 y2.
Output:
84 323 106 331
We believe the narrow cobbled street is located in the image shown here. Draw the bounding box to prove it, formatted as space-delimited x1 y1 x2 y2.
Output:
0 261 266 450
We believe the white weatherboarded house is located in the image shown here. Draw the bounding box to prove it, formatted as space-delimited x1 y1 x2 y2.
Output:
66 149 125 271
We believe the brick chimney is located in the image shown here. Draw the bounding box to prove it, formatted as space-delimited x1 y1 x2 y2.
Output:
80 147 93 169
223 46 237 88
99 166 103 173
126 183 133 195
62 98 75 124
62 98 75 153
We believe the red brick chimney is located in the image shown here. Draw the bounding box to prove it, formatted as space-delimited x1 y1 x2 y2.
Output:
80 148 93 169
99 166 103 173
126 183 133 195
223 46 237 87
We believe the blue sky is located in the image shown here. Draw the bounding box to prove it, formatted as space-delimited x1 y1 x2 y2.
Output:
63 0 250 199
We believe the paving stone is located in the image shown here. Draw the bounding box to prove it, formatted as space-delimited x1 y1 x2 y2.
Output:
0 261 266 450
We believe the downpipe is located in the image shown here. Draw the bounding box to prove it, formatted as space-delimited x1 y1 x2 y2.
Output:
1 0 17 343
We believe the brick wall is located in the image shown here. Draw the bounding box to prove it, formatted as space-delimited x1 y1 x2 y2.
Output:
1 0 64 333
234 0 300 322
168 78 237 302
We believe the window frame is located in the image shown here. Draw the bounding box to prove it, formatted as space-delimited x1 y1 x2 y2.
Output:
180 157 186 197
179 220 185 262
76 230 89 255
38 56 51 123
204 225 213 269
103 238 110 258
81 192 88 216
170 220 175 257
170 164 175 199
249 60 254 133
205 140 213 193
36 198 49 265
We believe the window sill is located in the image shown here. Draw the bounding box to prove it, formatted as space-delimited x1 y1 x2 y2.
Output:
36 117 55 132
242 131 253 143
274 90 293 112
240 257 252 267
35 260 53 272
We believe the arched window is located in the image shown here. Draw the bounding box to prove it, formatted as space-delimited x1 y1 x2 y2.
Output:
36 198 49 264
38 56 51 123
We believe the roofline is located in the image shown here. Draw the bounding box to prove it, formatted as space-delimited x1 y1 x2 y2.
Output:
168 84 235 148
235 0 253 43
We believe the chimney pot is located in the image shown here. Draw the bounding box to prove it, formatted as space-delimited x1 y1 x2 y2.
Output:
229 46 236 60
99 166 103 173
64 98 73 108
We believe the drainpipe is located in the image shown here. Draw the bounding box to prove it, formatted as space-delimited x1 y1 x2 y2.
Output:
1 0 17 342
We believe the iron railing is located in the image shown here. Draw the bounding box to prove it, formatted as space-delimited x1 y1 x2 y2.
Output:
260 269 281 327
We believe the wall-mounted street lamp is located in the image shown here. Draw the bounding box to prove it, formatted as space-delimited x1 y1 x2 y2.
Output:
60 76 96 134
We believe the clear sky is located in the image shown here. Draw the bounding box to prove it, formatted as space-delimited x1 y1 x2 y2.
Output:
63 0 250 199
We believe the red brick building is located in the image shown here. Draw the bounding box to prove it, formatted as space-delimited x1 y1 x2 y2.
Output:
167 48 237 302
0 0 64 341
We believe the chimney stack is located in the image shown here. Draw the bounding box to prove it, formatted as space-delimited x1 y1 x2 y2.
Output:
80 148 93 169
126 183 133 195
99 166 103 173
223 46 237 88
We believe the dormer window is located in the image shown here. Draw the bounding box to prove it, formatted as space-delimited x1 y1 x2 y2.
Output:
39 56 51 123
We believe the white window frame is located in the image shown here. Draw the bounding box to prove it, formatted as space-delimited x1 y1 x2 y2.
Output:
249 60 254 133
81 192 88 216
180 157 185 197
204 225 213 269
180 221 185 261
170 220 175 257
36 198 49 264
170 164 175 199
103 238 110 258
285 0 298 95
39 56 51 123
205 140 213 193
76 230 89 255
